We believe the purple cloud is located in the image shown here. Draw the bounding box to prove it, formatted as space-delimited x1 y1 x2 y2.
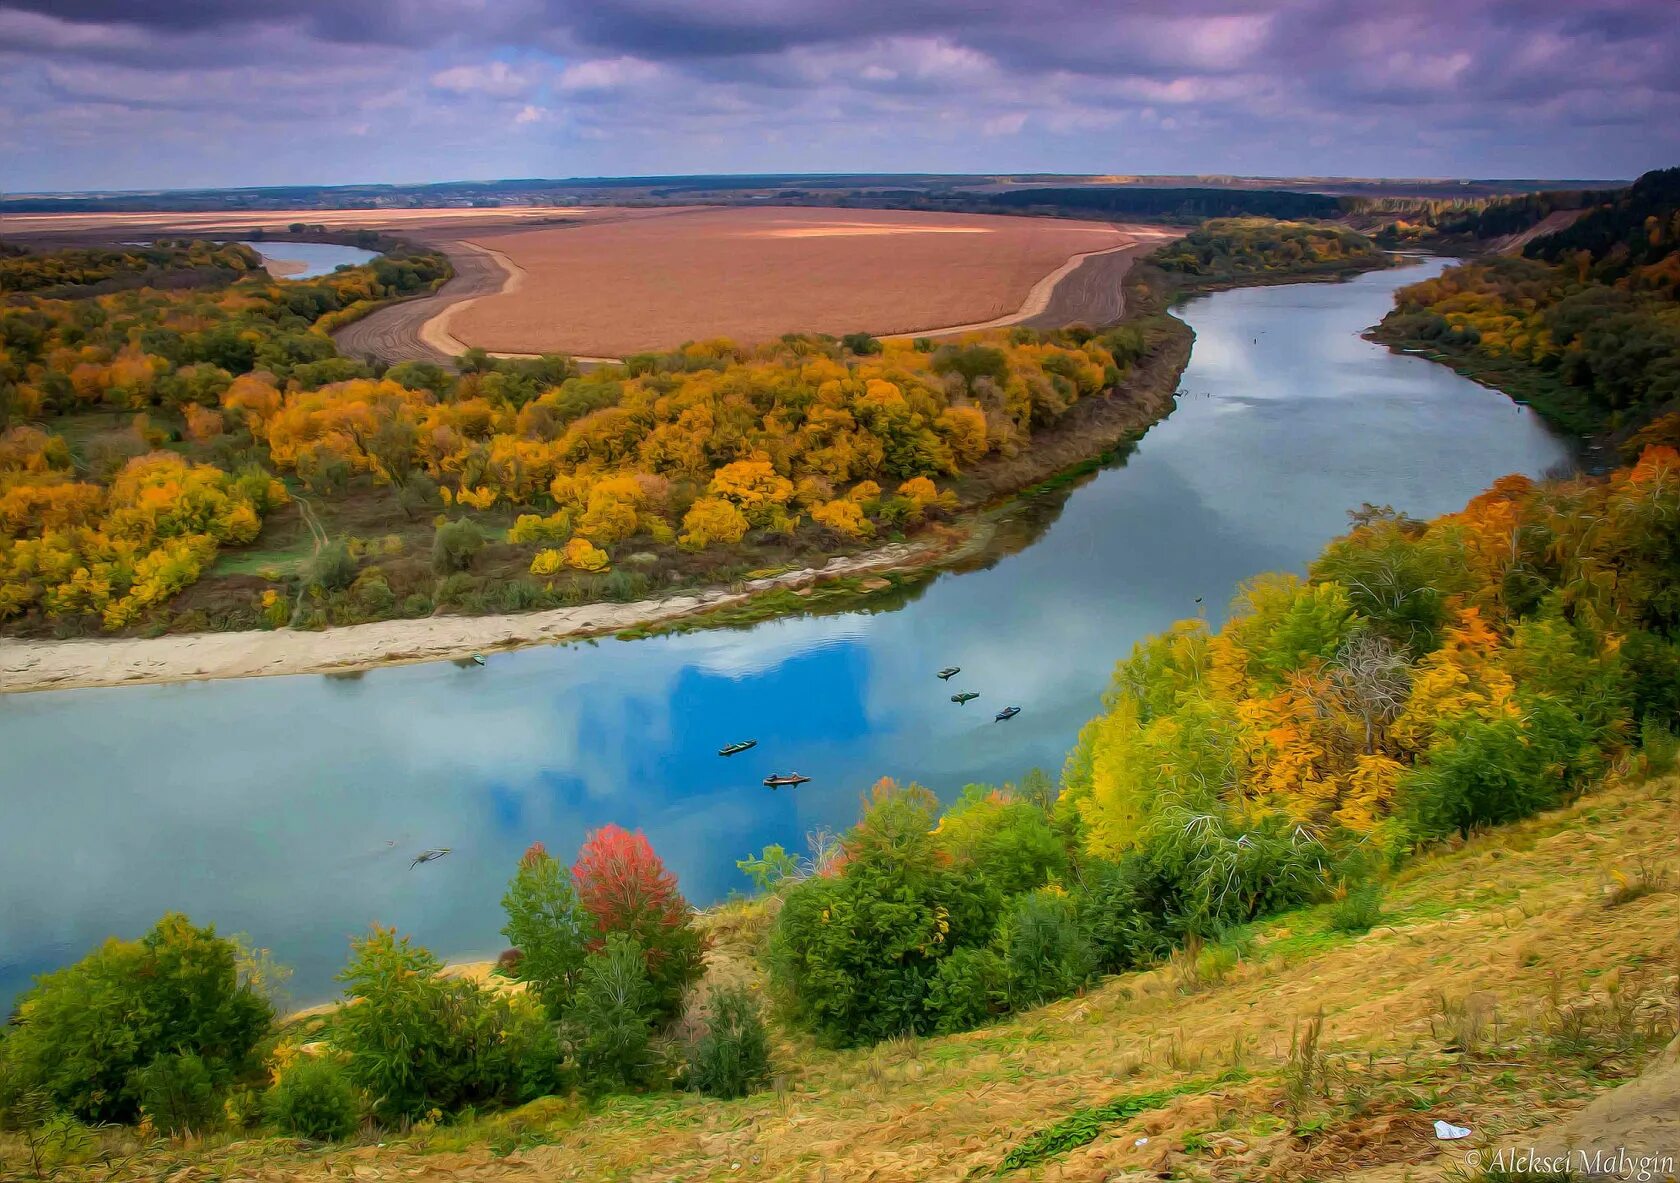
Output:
0 0 1674 191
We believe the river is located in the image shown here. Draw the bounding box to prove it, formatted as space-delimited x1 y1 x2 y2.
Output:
238 241 379 279
0 259 1572 1010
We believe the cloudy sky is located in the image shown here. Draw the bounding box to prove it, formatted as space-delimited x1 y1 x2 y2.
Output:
1 0 1676 192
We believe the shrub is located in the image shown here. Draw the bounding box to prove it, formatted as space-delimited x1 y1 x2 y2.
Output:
572 825 705 1023
1071 856 1165 973
737 844 801 892
134 1052 219 1136
332 927 561 1124
311 539 357 591
684 985 772 1099
925 947 1006 1034
996 889 1094 1009
571 934 657 1093
266 1056 361 1141
936 787 1069 899
768 780 997 1045
0 914 273 1124
1327 879 1385 934
1402 713 1567 838
501 842 591 1018
431 517 485 574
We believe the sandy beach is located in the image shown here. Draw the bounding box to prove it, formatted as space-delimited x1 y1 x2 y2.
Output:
0 540 938 696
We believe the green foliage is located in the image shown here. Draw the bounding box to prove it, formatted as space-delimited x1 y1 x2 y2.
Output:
736 843 801 892
570 933 657 1093
311 539 357 591
500 843 590 1019
1401 714 1567 838
925 947 1006 1035
0 913 273 1124
995 1085 1197 1174
996 890 1094 1009
1327 880 1385 934
683 985 772 1099
769 781 996 1045
1152 218 1386 283
936 787 1069 899
1071 857 1165 973
134 1052 218 1136
265 1055 362 1141
332 927 561 1125
431 517 485 574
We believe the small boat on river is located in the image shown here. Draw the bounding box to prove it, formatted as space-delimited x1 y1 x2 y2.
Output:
937 667 961 680
470 653 486 666
411 847 451 868
763 773 811 789
718 740 758 757
951 691 979 705
994 706 1021 722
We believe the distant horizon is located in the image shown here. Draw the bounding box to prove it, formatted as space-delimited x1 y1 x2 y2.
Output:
0 170 1643 202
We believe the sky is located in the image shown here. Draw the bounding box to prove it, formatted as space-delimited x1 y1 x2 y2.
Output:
0 0 1676 193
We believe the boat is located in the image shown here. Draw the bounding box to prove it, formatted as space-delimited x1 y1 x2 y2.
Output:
994 706 1021 722
471 653 487 666
763 773 811 789
951 691 979 705
937 667 961 680
411 847 451 868
718 740 758 757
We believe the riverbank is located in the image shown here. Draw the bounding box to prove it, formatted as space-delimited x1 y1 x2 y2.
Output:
0 538 954 694
1 312 1191 695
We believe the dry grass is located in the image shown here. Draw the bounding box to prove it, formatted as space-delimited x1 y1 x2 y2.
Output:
446 207 1153 356
6 776 1676 1183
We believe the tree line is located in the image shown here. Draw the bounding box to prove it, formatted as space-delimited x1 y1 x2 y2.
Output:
1372 166 1680 436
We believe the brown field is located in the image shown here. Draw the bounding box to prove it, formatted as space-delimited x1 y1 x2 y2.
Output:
445 207 1162 356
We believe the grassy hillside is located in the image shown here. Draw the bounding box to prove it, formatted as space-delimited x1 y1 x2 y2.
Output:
7 772 1671 1181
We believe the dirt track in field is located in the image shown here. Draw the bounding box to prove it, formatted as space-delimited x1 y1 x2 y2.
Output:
332 241 507 365
441 206 1156 357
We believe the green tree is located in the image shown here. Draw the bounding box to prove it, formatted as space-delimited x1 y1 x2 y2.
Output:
501 842 591 1018
570 934 657 1093
0 914 272 1124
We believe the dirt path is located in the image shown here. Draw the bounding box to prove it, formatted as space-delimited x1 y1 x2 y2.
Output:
890 229 1179 341
331 241 511 366
1491 208 1587 255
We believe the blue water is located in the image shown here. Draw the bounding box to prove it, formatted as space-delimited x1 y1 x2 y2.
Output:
0 260 1572 1009
240 241 379 278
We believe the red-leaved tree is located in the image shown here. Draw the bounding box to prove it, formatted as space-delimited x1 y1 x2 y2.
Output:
571 824 705 1021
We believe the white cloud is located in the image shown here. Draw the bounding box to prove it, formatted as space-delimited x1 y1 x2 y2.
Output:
429 60 532 98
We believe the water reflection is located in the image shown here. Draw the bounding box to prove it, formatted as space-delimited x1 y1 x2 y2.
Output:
0 260 1572 1008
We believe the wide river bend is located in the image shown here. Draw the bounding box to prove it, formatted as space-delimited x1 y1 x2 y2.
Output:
0 260 1571 1009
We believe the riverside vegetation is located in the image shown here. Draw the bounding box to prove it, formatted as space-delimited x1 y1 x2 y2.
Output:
1372 165 1680 438
0 217 1390 642
2 439 1676 1178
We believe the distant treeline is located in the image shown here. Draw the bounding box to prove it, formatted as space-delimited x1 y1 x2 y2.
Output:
1373 166 1680 437
0 240 264 299
982 186 1343 221
1149 218 1389 286
1364 188 1618 246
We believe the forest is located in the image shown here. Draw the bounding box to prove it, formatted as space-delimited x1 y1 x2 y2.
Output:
3 444 1674 1159
0 241 265 298
1372 167 1680 436
0 227 1179 637
1149 218 1388 285
1363 186 1612 247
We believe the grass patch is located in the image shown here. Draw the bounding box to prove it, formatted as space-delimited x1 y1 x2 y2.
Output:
990 1082 1204 1175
